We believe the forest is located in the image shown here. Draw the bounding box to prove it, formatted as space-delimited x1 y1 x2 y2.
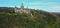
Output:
0 8 60 28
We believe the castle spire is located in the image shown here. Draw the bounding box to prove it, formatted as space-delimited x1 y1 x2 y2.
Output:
15 5 17 8
21 3 24 10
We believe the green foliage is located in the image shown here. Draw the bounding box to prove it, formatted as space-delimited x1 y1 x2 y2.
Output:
0 10 60 28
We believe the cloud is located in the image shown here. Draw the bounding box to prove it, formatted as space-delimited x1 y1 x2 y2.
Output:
28 5 60 12
28 2 60 5
43 6 60 12
24 1 60 12
49 6 60 10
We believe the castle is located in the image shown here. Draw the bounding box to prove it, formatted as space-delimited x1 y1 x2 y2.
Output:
14 3 30 14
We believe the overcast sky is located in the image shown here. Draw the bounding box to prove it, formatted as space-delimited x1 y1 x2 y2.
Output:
0 0 60 12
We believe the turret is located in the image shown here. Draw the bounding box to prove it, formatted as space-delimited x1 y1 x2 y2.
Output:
20 3 24 10
14 6 17 13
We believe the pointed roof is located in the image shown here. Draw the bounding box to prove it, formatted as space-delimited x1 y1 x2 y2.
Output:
15 6 17 8
20 3 24 9
21 3 24 7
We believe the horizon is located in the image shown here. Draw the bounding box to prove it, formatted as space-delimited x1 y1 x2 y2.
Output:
0 0 60 12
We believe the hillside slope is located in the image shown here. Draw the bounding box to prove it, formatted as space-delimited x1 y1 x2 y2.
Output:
0 8 60 28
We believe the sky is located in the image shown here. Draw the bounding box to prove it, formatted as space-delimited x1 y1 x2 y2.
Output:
0 0 60 12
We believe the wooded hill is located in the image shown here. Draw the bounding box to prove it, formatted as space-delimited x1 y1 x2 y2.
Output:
0 7 60 28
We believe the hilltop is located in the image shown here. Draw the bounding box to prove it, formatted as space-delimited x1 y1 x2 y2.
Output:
0 7 60 28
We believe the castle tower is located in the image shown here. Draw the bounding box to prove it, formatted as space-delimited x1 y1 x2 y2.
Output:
14 6 17 13
20 3 24 10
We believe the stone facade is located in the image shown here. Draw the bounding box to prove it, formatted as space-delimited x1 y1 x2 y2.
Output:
14 3 30 14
